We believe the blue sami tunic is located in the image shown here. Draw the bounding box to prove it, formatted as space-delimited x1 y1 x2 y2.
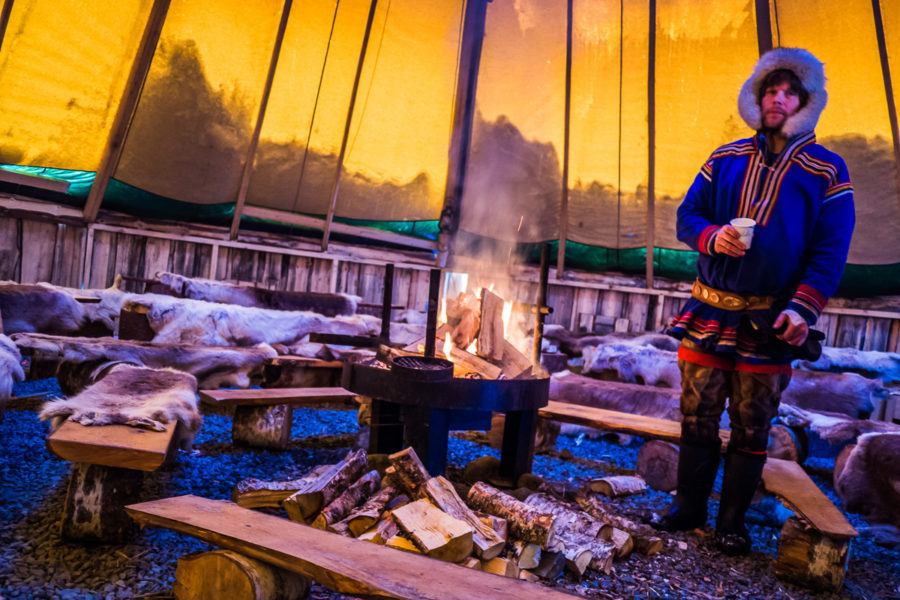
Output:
667 131 855 371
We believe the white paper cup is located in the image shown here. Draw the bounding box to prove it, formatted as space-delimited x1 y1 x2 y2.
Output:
730 217 756 249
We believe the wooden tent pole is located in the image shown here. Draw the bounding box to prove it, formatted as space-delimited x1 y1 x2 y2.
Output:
754 0 774 56
556 0 573 278
0 0 13 54
230 0 294 240
872 0 900 196
321 0 379 252
646 0 656 289
82 0 170 223
437 0 489 267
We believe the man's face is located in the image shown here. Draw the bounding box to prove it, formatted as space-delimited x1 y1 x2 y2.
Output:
760 81 802 131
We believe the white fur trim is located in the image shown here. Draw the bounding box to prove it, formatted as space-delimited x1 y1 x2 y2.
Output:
738 47 827 137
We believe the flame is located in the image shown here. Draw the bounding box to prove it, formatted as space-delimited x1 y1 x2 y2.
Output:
466 338 477 353
488 282 495 293
502 300 512 339
443 332 454 362
438 298 447 325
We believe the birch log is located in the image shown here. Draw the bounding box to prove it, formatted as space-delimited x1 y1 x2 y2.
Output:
232 464 333 509
588 475 647 497
387 447 430 498
466 482 557 549
312 470 381 531
334 486 398 537
391 499 474 563
575 493 663 555
523 493 618 569
424 476 505 559
283 449 368 521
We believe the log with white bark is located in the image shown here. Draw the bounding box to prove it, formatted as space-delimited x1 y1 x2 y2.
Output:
575 493 664 556
522 492 619 568
283 449 368 522
531 550 565 580
312 470 381 531
390 499 474 563
424 476 506 559
522 493 605 539
588 475 647 497
510 540 541 570
466 482 557 549
334 486 398 537
387 447 430 498
232 464 333 509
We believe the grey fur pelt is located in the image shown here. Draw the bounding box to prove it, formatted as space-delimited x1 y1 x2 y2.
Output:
0 334 25 400
40 364 201 449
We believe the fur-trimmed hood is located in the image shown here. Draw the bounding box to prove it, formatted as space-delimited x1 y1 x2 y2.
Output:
738 47 827 138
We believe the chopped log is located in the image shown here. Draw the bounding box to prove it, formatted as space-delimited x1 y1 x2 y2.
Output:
521 493 605 539
390 499 474 563
478 289 505 362
451 307 480 349
232 464 333 509
556 538 593 577
510 540 541 570
481 556 520 578
384 535 423 554
283 449 368 522
312 470 381 531
776 516 850 592
575 493 663 555
588 475 647 497
518 570 540 583
467 482 557 549
233 404 292 449
475 510 509 542
387 447 430 498
767 424 804 462
522 492 619 568
424 476 506 559
460 556 482 570
635 440 680 492
60 462 142 543
335 486 398 537
531 550 565 580
599 526 633 559
173 549 311 600
375 511 401 543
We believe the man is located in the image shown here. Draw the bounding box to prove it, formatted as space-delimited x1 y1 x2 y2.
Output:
654 48 855 555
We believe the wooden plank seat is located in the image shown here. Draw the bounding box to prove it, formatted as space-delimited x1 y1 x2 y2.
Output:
126 495 579 600
46 420 182 543
539 400 857 590
262 355 344 388
199 387 360 450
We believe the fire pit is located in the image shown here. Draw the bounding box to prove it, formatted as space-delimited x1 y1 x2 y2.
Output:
342 358 550 480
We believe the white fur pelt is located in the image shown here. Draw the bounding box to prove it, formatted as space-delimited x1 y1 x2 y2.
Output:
582 342 681 388
0 334 25 399
834 432 900 526
797 346 900 384
11 332 277 389
0 281 87 335
40 363 201 449
156 272 360 316
738 47 827 137
776 403 899 445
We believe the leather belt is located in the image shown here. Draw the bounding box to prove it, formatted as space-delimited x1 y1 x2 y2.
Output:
691 280 775 311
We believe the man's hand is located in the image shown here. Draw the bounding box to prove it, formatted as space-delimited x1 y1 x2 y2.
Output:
773 309 808 346
712 225 747 257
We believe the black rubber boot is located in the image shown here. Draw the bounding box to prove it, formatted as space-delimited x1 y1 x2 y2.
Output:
652 442 721 531
715 447 767 555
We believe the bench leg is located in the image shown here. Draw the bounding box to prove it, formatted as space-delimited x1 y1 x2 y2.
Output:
775 516 851 591
233 404 292 449
175 549 311 600
61 462 143 543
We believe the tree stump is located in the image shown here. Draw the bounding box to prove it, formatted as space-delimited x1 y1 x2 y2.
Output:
775 516 850 592
174 549 311 600
61 462 144 543
635 440 680 492
767 424 808 463
233 404 292 449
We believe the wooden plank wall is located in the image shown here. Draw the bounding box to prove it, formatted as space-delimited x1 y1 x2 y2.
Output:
1 213 899 353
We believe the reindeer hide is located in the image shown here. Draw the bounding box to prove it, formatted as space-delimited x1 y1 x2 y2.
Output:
0 282 87 335
0 334 25 400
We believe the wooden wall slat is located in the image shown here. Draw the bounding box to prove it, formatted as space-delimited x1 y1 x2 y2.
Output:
571 288 599 332
358 264 383 304
143 237 172 281
836 316 867 349
192 244 212 279
546 285 574 327
21 220 57 284
51 224 85 287
0 217 20 281
309 259 332 293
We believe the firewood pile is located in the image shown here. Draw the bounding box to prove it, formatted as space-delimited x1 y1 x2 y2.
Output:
232 446 665 581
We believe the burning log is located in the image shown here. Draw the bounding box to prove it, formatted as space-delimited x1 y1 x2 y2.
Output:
312 470 381 531
334 486 400 537
478 289 505 362
390 499 474 563
232 464 333 509
576 493 664 556
387 447 430 498
451 308 480 349
424 476 506 559
588 475 647 497
283 449 368 522
467 482 558 549
635 440 680 492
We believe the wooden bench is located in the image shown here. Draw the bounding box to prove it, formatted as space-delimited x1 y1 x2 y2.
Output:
47 420 182 543
199 387 359 449
126 495 579 600
540 400 857 590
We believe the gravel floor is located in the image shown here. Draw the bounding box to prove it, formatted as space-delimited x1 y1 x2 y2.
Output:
1 379 899 600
